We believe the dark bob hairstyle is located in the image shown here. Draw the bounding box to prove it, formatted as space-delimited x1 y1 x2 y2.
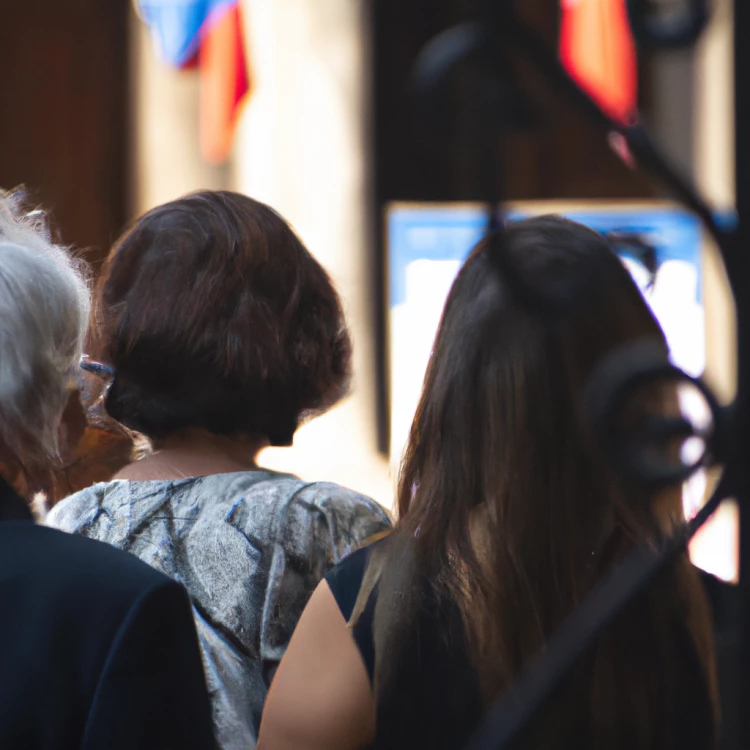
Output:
93 190 352 446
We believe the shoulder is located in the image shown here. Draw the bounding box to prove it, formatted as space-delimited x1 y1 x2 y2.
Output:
46 480 126 533
324 540 382 684
291 482 392 561
0 522 210 747
214 472 389 519
292 482 392 533
3 521 169 589
219 473 392 557
258 577 375 750
0 521 175 619
325 543 376 623
296 482 391 519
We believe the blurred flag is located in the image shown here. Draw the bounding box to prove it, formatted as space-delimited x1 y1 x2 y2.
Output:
138 0 250 164
559 0 637 125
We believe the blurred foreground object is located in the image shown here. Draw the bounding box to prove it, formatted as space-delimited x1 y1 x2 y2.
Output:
407 0 748 747
627 0 710 49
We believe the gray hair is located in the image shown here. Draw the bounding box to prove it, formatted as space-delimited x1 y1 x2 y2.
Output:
0 192 91 466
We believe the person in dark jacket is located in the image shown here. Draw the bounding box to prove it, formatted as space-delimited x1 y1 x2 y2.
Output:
0 190 216 749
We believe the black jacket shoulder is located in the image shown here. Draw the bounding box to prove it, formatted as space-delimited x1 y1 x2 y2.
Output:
0 521 216 750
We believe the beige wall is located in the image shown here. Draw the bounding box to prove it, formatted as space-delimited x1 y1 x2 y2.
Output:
690 0 738 582
695 0 736 403
647 0 735 403
234 0 392 508
644 0 737 582
129 8 229 216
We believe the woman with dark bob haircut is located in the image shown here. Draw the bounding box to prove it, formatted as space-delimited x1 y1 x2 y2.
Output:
258 216 722 750
48 190 391 750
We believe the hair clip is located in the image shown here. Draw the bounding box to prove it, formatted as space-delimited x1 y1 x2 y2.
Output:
79 355 116 379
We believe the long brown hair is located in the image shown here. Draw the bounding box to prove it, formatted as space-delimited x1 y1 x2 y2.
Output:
361 216 717 748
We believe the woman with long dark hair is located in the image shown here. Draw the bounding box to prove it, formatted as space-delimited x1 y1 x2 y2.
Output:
258 215 718 750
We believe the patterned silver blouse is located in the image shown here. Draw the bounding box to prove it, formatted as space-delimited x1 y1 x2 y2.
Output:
46 470 392 750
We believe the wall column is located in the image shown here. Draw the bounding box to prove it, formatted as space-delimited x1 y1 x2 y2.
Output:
236 0 392 507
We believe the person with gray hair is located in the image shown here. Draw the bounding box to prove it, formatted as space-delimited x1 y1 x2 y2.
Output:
0 190 216 750
0 192 90 500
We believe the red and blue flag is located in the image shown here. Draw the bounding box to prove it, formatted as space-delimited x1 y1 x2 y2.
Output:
138 0 250 164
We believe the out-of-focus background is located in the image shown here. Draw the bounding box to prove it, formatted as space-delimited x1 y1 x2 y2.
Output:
0 0 737 578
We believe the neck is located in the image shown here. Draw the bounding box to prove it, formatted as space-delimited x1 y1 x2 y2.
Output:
114 429 269 482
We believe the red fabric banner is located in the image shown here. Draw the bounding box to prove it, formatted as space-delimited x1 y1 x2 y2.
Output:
559 0 638 124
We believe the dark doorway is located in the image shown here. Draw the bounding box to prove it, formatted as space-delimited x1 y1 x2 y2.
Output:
0 0 130 267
